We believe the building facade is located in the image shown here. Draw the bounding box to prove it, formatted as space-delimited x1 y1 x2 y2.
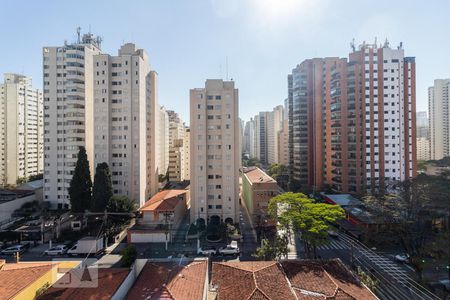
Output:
92 43 157 206
190 79 240 223
241 167 278 224
42 33 102 208
0 74 43 186
267 105 284 165
288 41 416 194
167 110 187 182
429 79 450 160
156 106 169 177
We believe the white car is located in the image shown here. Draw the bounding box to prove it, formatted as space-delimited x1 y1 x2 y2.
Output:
1 245 27 255
218 245 240 255
394 254 409 263
197 246 217 256
327 230 339 238
44 245 68 256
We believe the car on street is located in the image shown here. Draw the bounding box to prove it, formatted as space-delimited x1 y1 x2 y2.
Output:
44 245 68 256
1 244 28 255
327 230 339 238
394 254 409 263
218 245 240 255
197 246 217 256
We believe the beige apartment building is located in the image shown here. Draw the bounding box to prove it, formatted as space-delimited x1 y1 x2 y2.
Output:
183 127 190 181
0 74 43 186
429 79 450 160
93 43 158 207
190 79 240 223
167 110 188 182
43 33 102 208
43 34 159 208
267 105 284 165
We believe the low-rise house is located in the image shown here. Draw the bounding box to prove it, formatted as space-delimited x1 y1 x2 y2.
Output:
0 260 80 300
126 258 208 300
38 268 131 300
210 259 378 300
242 167 278 225
127 189 188 243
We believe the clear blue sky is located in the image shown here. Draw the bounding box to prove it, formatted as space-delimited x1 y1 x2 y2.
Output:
1 0 449 122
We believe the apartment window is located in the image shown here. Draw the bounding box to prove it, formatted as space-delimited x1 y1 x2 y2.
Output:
215 95 221 100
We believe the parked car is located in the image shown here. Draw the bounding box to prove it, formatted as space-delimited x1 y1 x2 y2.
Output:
327 230 339 238
218 245 240 255
394 254 409 263
197 246 217 256
44 245 68 256
1 244 27 255
230 241 238 248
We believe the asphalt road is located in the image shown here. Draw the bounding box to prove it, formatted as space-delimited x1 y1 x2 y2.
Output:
286 231 440 300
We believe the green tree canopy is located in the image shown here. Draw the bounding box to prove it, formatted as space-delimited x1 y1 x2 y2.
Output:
107 195 137 213
268 192 345 258
92 162 113 212
68 146 92 213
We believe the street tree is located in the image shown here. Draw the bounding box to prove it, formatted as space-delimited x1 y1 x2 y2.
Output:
253 234 289 261
107 195 137 213
68 147 92 212
268 192 345 258
92 162 113 212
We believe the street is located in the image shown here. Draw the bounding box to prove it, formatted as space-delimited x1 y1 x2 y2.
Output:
286 231 440 300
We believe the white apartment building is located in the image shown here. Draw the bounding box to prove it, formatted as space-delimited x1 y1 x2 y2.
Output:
429 79 450 160
156 106 169 176
267 105 284 165
0 74 43 186
167 110 187 182
350 43 416 188
93 43 158 207
190 79 240 223
43 33 102 208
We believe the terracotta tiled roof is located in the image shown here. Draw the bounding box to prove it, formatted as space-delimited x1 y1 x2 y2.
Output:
38 268 130 300
0 264 53 299
211 260 377 300
282 260 377 300
140 190 187 212
243 168 276 184
126 260 207 300
211 261 296 300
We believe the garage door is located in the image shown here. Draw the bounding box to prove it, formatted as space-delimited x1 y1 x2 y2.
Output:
130 232 169 243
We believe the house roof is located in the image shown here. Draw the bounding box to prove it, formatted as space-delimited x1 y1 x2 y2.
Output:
140 190 187 212
211 261 296 300
211 260 377 300
38 268 130 300
282 260 378 300
0 263 54 299
126 260 207 300
243 167 277 184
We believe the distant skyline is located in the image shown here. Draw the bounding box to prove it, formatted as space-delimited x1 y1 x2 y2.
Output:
1 0 449 122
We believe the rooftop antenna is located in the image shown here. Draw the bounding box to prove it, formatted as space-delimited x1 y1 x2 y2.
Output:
374 37 377 47
76 27 81 43
89 24 91 34
350 38 355 52
226 56 229 81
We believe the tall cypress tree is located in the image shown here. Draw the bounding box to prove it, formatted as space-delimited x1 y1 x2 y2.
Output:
92 162 113 212
68 146 92 212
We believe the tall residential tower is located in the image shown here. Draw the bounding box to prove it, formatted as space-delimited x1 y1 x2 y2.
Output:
190 80 240 223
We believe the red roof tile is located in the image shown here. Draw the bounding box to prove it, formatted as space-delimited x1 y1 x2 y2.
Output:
126 261 207 300
0 264 53 299
140 190 187 212
211 261 296 300
38 268 130 300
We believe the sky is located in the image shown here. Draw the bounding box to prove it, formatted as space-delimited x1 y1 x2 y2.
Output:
1 0 449 123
